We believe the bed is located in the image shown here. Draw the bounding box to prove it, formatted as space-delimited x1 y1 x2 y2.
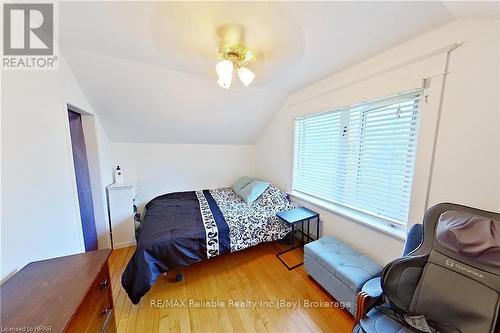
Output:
121 185 294 304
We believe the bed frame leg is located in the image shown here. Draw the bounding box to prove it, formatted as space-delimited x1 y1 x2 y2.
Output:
176 271 183 282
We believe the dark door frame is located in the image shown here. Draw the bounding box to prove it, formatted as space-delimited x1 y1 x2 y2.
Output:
63 103 111 252
67 108 98 251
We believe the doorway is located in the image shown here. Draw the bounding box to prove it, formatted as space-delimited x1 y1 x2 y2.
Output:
68 109 98 251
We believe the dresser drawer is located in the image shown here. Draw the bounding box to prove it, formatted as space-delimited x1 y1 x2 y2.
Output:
86 290 114 333
65 266 115 333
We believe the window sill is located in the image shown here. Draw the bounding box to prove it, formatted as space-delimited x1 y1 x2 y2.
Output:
288 191 407 241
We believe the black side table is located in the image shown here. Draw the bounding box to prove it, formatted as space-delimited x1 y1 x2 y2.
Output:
276 207 320 270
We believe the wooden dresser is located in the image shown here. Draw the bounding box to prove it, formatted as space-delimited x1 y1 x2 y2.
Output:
0 249 116 333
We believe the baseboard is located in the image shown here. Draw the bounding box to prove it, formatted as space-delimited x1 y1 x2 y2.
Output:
112 240 136 249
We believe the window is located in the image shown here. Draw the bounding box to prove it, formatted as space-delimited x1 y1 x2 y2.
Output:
293 90 423 232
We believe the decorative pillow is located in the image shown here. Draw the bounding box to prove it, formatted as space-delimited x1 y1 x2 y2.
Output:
231 176 255 194
238 180 270 204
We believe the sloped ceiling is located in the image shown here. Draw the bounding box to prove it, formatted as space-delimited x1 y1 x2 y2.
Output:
59 1 494 144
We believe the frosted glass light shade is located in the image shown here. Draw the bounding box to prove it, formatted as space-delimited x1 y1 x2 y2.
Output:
217 74 232 89
216 60 233 78
238 67 255 87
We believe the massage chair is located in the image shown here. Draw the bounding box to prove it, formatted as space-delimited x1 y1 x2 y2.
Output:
353 203 500 333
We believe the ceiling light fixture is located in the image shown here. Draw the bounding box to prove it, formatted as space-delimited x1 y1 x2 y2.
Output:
216 25 256 90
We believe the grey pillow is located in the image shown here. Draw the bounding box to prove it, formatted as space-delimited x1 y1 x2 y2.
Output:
231 176 255 194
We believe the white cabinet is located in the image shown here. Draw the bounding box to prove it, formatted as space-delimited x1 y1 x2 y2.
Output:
107 182 138 249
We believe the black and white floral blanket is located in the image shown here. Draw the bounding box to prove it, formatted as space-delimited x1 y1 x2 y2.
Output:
122 185 293 304
210 186 293 252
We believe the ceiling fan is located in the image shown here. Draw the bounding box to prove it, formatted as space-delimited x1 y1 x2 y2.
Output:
215 25 256 90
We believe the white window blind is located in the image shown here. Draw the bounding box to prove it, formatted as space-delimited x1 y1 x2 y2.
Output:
293 89 423 228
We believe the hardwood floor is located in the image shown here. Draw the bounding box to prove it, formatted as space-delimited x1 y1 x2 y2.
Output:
109 242 354 333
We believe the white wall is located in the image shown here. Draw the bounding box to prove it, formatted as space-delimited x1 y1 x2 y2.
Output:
1 54 112 280
255 20 500 264
427 21 499 209
110 143 256 208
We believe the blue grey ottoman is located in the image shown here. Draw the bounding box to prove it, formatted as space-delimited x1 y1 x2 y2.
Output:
304 236 382 315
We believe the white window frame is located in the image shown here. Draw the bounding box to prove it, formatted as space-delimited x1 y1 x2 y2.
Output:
291 89 429 239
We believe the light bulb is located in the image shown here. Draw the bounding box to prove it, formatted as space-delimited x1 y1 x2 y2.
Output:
238 67 255 87
216 60 233 78
245 51 254 61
